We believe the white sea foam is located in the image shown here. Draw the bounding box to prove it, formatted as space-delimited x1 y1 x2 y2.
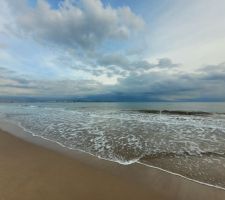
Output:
0 103 225 188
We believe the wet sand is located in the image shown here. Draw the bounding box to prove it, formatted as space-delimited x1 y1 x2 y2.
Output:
0 128 225 200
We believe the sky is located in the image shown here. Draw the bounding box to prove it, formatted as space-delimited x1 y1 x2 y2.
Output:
0 0 225 101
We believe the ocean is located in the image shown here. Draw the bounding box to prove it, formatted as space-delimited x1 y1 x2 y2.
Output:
0 102 225 188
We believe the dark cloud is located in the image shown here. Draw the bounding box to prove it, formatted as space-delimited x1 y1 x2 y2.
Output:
0 67 16 82
98 54 178 69
98 53 129 67
107 62 225 101
11 77 31 84
0 66 14 74
97 54 179 77
1 62 225 101
1 56 225 100
0 83 36 89
0 76 105 96
33 79 104 96
156 58 179 68
0 68 101 96
199 63 225 81
200 62 225 72
46 51 180 79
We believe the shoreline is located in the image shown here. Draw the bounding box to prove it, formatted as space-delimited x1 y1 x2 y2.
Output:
0 128 156 200
1 118 225 191
0 120 225 199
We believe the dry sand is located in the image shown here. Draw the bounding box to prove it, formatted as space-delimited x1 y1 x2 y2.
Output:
0 128 225 200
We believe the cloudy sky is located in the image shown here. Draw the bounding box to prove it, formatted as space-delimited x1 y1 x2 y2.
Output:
0 0 225 101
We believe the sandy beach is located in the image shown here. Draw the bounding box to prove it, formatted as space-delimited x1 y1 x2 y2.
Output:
0 127 225 200
1 0 225 198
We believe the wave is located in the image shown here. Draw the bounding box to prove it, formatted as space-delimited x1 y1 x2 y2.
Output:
140 151 225 161
1 103 225 189
132 109 214 116
2 118 225 190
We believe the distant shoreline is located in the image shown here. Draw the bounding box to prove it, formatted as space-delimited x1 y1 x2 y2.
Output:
0 96 225 104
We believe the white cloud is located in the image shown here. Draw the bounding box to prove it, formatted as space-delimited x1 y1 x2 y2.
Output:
5 0 144 50
146 0 225 69
0 0 225 101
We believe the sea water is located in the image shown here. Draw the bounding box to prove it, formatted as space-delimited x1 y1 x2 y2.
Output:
0 102 225 188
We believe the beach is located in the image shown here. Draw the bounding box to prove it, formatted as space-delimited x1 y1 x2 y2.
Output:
0 126 225 200
1 0 225 198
